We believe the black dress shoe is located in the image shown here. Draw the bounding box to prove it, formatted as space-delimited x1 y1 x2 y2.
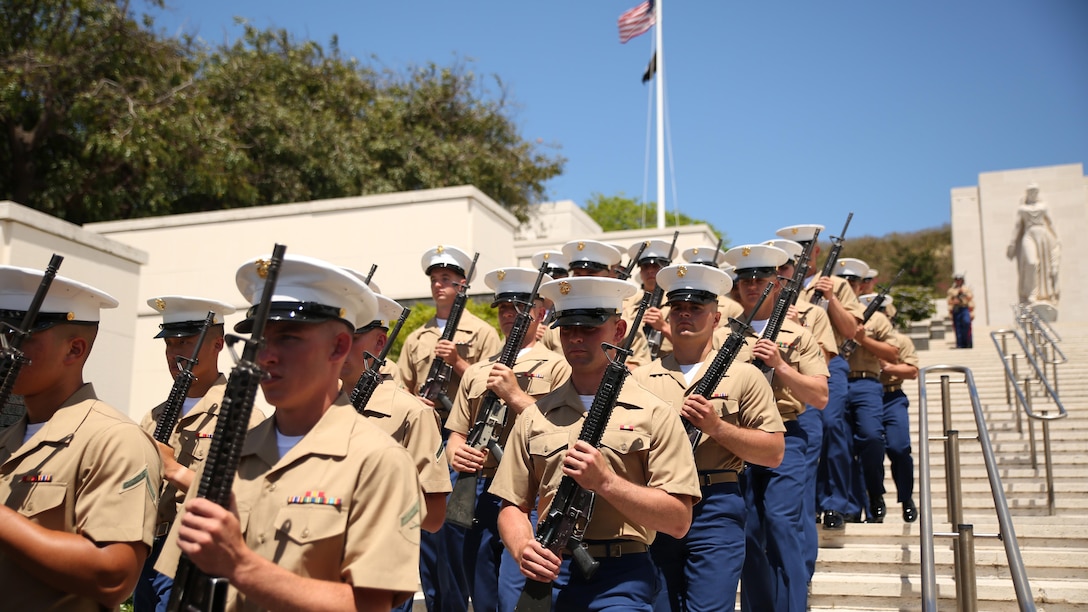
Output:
868 496 886 523
903 499 918 523
822 510 845 530
844 512 863 523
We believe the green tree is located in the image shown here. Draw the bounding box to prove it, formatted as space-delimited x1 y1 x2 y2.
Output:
1 3 564 224
583 193 727 242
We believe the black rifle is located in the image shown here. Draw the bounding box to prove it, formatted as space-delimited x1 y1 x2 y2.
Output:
839 269 903 359
350 307 411 411
615 241 648 282
446 263 549 529
152 311 216 444
0 254 63 409
515 293 651 612
644 230 680 360
751 238 820 380
789 228 820 306
810 213 853 304
683 282 774 450
419 253 479 415
168 243 287 612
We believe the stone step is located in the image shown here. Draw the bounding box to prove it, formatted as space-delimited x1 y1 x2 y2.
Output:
808 573 1087 612
818 519 1088 550
815 545 1088 581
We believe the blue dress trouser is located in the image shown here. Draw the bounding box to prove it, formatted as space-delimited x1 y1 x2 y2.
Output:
882 389 914 504
953 307 972 348
650 481 746 611
796 407 824 579
552 551 659 611
395 463 469 612
134 535 172 612
463 476 531 612
847 377 886 508
817 356 858 516
741 420 809 612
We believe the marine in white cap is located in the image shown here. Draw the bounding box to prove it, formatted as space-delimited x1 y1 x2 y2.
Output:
832 256 900 527
445 267 570 611
620 238 679 361
632 264 783 611
396 244 501 612
490 276 701 610
136 296 264 611
776 223 867 532
550 240 652 368
0 265 162 610
860 267 878 295
340 285 451 535
155 254 423 610
722 244 830 612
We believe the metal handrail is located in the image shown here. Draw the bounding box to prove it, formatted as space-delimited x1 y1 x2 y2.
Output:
918 365 1035 612
990 330 1066 420
1015 303 1063 345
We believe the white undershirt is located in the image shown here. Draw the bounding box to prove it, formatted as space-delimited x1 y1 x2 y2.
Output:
181 396 201 416
276 430 305 458
518 347 532 359
751 318 769 337
436 318 448 333
578 394 594 412
23 422 45 445
678 361 704 386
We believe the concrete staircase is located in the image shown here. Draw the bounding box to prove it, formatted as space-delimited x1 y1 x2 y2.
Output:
810 322 1088 611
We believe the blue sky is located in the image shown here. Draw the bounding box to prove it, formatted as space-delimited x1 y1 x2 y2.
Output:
149 1 1088 243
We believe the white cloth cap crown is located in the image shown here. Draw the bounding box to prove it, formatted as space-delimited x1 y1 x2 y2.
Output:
531 250 568 272
859 293 894 309
420 245 476 282
561 240 622 268
722 244 789 273
0 266 117 323
147 296 235 326
682 245 728 267
236 254 377 331
864 268 879 280
368 294 405 330
775 224 825 243
485 268 552 301
834 258 870 279
763 239 803 262
539 277 636 314
628 238 678 263
657 264 733 301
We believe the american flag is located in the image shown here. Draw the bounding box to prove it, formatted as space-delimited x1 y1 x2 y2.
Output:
618 1 655 44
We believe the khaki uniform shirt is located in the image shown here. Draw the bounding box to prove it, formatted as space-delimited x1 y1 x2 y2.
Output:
538 322 653 370
947 285 975 316
744 319 829 421
796 300 838 358
716 295 745 327
140 375 266 531
623 287 673 358
489 380 701 546
398 311 502 418
157 396 422 611
847 311 895 375
632 357 783 472
0 384 161 611
880 332 920 389
359 379 452 495
800 273 866 345
446 344 571 471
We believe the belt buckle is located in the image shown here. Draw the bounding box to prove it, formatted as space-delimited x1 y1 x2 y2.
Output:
607 543 623 558
155 521 171 537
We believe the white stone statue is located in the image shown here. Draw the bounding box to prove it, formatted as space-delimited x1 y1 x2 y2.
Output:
1006 182 1061 305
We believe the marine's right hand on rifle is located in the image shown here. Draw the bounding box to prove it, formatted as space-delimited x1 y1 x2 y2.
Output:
177 495 250 581
786 304 800 323
434 339 465 373
642 306 665 330
450 440 488 474
518 538 562 583
679 394 718 434
155 441 195 492
812 276 835 299
751 338 785 369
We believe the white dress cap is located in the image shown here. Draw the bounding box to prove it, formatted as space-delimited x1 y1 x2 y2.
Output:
342 266 381 296
561 240 622 272
538 277 637 327
146 295 236 338
775 224 825 243
359 294 405 331
420 244 476 282
763 239 803 262
657 264 733 305
628 238 678 266
859 293 893 310
531 250 569 277
235 254 377 334
834 258 870 280
484 267 552 308
681 245 728 267
722 244 789 279
863 268 878 280
0 265 117 327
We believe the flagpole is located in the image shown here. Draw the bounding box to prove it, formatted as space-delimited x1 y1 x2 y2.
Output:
654 0 665 229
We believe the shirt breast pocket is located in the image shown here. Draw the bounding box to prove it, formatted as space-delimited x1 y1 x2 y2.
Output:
13 481 68 530
527 431 568 496
275 503 348 546
599 430 651 456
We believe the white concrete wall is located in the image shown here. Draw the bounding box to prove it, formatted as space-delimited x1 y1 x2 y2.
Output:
1 202 147 413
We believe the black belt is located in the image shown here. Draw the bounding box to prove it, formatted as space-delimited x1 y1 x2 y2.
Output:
848 371 879 381
574 540 649 559
698 470 739 486
884 384 903 393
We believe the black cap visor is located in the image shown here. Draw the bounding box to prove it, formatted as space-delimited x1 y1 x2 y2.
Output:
733 267 778 281
638 257 671 268
425 263 467 279
568 261 610 272
1 310 94 333
665 289 719 306
490 292 534 308
550 308 617 328
234 301 351 333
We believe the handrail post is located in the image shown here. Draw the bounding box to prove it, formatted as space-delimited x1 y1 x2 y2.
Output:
955 524 978 612
1043 410 1055 515
946 430 963 526
1025 378 1037 470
